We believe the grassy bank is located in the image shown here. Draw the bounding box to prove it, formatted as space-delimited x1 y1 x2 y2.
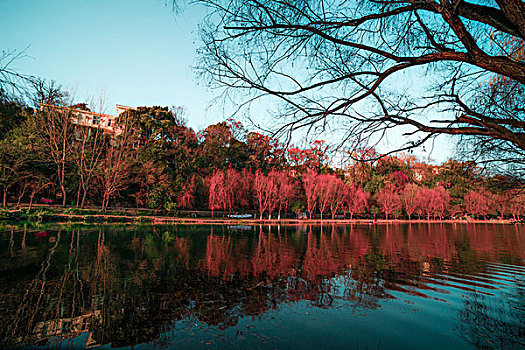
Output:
0 206 521 225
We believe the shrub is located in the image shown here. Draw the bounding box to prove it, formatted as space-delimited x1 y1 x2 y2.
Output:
64 208 98 215
162 231 173 245
19 208 30 214
0 208 11 220
165 201 177 214
136 216 152 223
107 210 128 216
28 208 51 223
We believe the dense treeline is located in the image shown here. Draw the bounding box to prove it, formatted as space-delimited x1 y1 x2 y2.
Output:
1 92 524 220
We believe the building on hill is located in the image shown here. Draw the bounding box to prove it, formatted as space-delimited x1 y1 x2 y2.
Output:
40 103 133 136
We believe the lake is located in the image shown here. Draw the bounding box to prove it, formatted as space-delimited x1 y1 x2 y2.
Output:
0 223 523 349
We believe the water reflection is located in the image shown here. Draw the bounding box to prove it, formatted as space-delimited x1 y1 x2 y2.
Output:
0 223 523 349
458 279 525 349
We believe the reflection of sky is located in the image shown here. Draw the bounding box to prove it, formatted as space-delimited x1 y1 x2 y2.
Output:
0 0 458 162
0 0 217 131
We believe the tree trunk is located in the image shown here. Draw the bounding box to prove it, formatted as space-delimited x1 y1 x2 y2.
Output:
58 158 67 207
76 181 82 208
102 196 108 211
17 185 27 207
61 184 67 207
21 225 27 250
2 189 7 207
81 188 87 209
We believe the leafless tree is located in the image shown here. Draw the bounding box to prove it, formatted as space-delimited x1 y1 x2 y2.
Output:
196 0 525 176
0 147 29 206
0 49 35 99
73 124 107 208
98 112 136 211
30 78 69 107
73 97 110 208
25 176 53 210
30 103 74 207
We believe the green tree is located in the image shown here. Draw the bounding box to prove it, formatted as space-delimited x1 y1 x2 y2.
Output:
198 121 249 171
434 160 481 206
0 94 30 141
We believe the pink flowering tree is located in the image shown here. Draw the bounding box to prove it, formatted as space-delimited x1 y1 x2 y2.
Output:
377 184 401 220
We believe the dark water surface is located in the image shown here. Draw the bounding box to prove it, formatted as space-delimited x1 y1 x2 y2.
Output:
0 223 523 349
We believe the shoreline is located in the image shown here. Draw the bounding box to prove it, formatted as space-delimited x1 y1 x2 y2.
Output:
28 213 525 225
148 218 518 225
1 207 521 225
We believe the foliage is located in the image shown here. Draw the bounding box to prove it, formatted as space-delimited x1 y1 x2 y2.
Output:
464 190 493 219
165 201 177 214
0 95 523 220
136 216 153 223
147 186 173 211
63 207 98 215
0 207 11 219
28 208 52 223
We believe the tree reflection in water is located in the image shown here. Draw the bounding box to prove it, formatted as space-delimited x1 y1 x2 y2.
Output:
0 223 523 348
458 288 525 349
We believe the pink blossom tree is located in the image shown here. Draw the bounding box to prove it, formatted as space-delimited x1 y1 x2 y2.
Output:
208 170 225 217
430 186 451 219
315 173 335 220
302 169 318 219
270 170 295 220
377 184 401 220
237 168 253 210
416 187 432 220
224 167 241 213
178 174 196 210
328 176 347 219
401 183 420 220
346 183 369 219
254 169 276 219
464 190 493 219
508 191 525 220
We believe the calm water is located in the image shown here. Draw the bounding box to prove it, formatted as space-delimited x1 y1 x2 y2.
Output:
0 223 523 349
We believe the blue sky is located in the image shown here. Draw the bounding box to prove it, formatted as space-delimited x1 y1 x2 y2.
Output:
0 0 453 163
0 0 220 131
